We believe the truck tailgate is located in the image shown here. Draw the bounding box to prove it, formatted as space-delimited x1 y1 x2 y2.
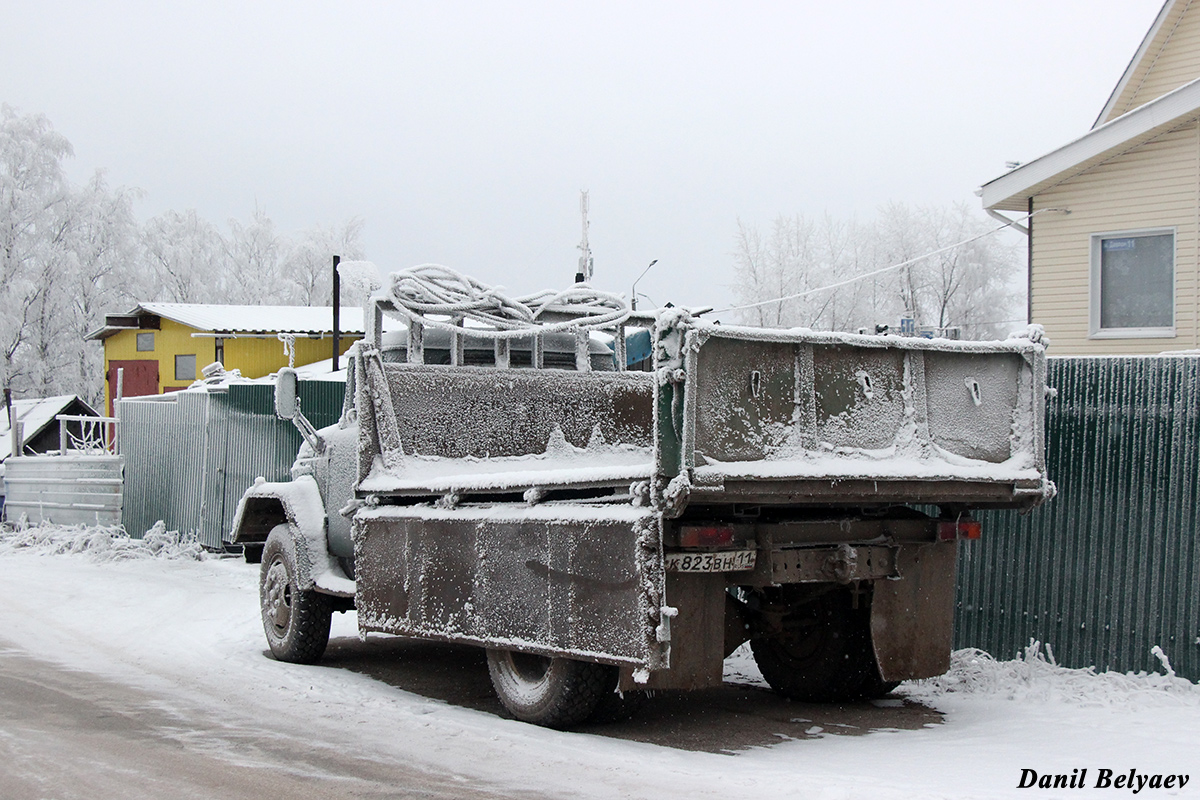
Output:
679 325 1051 508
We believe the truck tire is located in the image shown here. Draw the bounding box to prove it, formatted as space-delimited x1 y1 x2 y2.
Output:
587 668 648 724
749 588 880 703
260 524 332 664
486 650 610 728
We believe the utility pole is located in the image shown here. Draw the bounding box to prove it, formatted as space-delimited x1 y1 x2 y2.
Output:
332 255 341 371
575 190 593 284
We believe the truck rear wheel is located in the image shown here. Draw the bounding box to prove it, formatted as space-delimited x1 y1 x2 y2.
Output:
750 587 888 703
587 668 647 724
260 524 332 664
486 650 611 728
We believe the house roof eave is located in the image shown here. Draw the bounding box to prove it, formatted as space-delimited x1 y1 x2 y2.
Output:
981 74 1200 212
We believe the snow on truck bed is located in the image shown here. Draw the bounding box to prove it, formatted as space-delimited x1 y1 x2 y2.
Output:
359 444 655 494
693 450 1044 484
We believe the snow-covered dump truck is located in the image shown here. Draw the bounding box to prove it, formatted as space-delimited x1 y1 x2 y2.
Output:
229 267 1053 728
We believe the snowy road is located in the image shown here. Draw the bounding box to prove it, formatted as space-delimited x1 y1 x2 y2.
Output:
0 530 1196 799
0 644 520 800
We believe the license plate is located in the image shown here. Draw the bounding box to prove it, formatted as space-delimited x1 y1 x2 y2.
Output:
664 550 757 573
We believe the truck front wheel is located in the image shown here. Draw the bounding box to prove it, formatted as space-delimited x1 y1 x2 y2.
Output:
486 650 611 728
260 524 333 664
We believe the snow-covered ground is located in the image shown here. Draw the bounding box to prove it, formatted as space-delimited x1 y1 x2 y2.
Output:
0 524 1195 799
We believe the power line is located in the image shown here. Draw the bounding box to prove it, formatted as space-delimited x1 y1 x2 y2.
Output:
712 208 1050 316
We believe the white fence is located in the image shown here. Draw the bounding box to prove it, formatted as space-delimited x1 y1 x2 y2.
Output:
3 454 123 526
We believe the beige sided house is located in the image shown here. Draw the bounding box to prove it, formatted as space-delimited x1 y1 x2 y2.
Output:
981 0 1200 354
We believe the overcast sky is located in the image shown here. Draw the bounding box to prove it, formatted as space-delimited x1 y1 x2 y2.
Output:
3 0 1165 309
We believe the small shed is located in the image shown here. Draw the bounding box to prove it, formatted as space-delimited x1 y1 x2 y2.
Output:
2 395 102 464
2 395 116 524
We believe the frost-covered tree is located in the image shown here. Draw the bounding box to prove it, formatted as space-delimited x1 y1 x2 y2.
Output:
281 219 366 305
1 106 369 402
225 208 282 304
142 209 227 304
145 211 366 306
65 173 141 399
872 202 1021 339
733 213 875 332
0 107 144 404
0 105 76 398
731 202 1021 339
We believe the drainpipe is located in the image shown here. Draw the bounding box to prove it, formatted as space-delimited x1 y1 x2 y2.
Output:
982 205 1033 325
985 207 1029 236
1026 198 1034 325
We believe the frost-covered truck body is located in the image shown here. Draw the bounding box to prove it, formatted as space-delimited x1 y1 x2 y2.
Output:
230 279 1052 727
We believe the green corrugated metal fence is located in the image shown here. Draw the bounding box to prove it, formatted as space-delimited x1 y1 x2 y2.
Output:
957 356 1200 681
121 379 346 548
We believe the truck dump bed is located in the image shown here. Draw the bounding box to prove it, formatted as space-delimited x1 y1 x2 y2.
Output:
353 312 1051 510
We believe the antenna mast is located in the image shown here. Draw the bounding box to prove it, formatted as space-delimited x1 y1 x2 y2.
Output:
575 190 593 284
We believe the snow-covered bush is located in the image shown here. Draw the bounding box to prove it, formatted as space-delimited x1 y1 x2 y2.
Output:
903 640 1199 706
0 520 206 562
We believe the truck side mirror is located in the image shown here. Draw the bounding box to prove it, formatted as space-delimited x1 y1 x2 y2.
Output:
275 368 299 419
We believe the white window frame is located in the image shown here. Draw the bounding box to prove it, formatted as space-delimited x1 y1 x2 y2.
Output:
1089 226 1176 339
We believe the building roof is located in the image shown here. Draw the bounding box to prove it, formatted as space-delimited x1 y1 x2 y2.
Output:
1 395 99 462
86 303 368 341
980 75 1200 212
1095 0 1183 127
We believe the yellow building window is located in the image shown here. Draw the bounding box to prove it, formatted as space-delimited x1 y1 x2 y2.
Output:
175 354 197 381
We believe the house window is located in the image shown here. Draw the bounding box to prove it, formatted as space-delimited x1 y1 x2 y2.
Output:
136 332 155 351
175 354 197 381
1090 228 1175 337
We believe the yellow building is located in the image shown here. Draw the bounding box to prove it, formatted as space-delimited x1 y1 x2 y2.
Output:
981 0 1200 354
86 303 364 414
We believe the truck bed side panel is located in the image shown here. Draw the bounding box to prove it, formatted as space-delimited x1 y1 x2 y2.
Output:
353 506 662 667
380 365 653 459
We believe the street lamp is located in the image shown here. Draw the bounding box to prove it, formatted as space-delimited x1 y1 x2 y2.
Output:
631 259 658 311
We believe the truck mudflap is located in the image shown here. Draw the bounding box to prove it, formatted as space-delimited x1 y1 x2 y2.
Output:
352 503 669 670
229 475 354 597
869 541 958 682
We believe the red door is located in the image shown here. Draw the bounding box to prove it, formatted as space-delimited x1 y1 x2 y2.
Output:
107 360 159 415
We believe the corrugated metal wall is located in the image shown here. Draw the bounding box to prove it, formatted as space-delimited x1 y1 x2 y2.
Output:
121 393 210 539
3 455 123 526
957 356 1200 681
120 380 345 548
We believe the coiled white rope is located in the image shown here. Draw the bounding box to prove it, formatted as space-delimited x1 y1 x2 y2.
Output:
383 264 630 338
